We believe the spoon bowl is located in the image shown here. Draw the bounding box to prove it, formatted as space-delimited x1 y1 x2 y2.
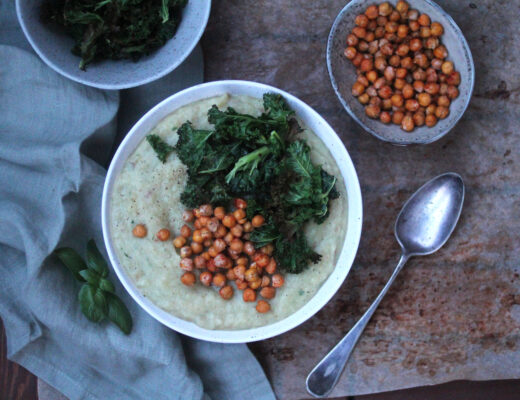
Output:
396 173 464 256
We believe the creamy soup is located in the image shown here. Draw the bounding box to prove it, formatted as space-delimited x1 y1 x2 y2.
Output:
110 94 348 329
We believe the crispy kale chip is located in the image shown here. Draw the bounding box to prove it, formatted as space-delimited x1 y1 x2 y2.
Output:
44 0 188 70
146 134 174 163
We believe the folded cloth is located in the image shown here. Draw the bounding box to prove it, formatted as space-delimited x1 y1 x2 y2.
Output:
0 3 275 399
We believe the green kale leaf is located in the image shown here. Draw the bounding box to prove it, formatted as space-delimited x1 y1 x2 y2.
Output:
146 134 174 163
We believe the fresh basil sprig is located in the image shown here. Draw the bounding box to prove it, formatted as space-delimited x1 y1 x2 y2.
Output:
54 239 133 334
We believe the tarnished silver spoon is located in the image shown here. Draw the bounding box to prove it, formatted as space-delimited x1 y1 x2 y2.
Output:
306 172 465 398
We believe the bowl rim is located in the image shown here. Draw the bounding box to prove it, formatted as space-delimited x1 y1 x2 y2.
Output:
326 0 475 145
15 0 211 90
101 80 363 343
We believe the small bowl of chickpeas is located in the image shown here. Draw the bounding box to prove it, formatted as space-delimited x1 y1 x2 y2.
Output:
327 0 474 145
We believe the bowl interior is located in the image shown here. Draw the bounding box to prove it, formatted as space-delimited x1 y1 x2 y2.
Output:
16 0 211 90
327 0 474 145
102 81 363 343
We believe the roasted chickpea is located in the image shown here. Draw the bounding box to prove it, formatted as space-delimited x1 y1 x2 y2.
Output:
437 95 450 107
377 16 388 26
206 218 220 233
252 215 265 227
402 84 414 99
425 104 436 115
424 82 440 95
396 0 409 14
180 257 194 271
366 70 378 83
365 31 376 43
433 45 448 59
392 110 404 125
375 26 386 38
365 5 379 19
207 258 216 272
233 209 246 222
155 228 169 241
384 66 396 81
378 85 393 99
401 56 413 69
435 106 449 119
413 80 424 93
222 214 236 228
256 300 271 313
407 9 419 20
132 224 147 238
424 37 439 50
409 20 420 32
396 67 407 79
178 224 191 238
261 275 271 288
396 44 409 57
441 61 454 75
370 96 382 107
214 253 231 269
249 279 262 290
357 74 370 87
233 265 246 281
355 13 369 27
389 54 401 67
374 56 387 71
352 26 367 39
417 92 431 107
408 38 422 53
226 268 237 281
360 57 374 72
243 288 256 302
365 104 381 119
447 85 459 99
194 255 207 269
245 267 259 282
425 113 437 127
413 111 425 126
346 33 359 47
380 111 392 124
193 219 203 230
191 241 203 254
378 2 392 16
212 207 225 220
199 204 213 217
394 78 406 90
446 71 461 85
182 210 194 223
391 93 404 107
173 236 186 248
405 99 420 112
401 114 415 131
254 253 270 268
192 229 203 243
417 13 430 26
344 46 357 60
211 238 225 253
219 285 234 300
243 221 253 233
431 58 443 70
366 85 377 97
397 24 409 38
228 238 243 253
385 21 398 33
200 228 212 242
202 251 211 261
260 287 276 300
244 241 256 256
389 10 400 22
352 81 366 97
358 93 370 105
213 272 226 287
181 272 196 286
260 243 274 256
271 274 285 288
430 22 444 36
425 68 438 83
180 246 193 259
214 225 227 238
199 271 212 286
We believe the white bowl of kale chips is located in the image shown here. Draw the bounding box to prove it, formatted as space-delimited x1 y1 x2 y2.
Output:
102 81 363 343
16 0 211 89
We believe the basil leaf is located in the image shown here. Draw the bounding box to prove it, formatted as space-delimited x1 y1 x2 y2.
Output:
54 247 87 282
86 239 109 277
107 294 133 335
79 269 100 286
99 278 115 294
78 284 106 323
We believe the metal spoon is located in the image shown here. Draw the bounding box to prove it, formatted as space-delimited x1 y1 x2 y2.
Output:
306 172 465 398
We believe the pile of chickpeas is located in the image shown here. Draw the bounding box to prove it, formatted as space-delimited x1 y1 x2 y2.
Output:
343 1 461 132
132 199 283 314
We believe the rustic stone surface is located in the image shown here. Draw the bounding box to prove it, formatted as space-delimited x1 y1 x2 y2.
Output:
202 0 520 398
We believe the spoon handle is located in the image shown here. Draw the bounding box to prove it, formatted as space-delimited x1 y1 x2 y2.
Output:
306 253 410 398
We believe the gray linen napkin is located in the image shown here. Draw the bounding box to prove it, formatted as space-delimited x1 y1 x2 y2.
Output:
0 2 275 399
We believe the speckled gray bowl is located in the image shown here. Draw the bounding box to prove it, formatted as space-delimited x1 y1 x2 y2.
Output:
16 0 211 90
327 0 474 145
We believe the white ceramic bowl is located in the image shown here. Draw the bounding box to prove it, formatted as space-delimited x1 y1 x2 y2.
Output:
16 0 211 90
102 81 363 343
